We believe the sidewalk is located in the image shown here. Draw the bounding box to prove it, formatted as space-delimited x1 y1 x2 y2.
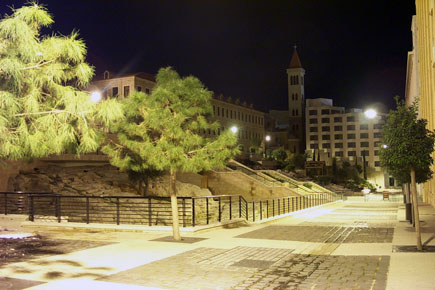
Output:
0 199 434 289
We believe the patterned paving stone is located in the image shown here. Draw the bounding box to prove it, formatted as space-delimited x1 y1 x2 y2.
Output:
230 254 390 290
102 247 294 290
236 225 394 243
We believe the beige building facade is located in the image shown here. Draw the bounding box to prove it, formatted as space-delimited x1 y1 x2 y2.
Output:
407 1 435 205
89 71 266 157
305 98 391 188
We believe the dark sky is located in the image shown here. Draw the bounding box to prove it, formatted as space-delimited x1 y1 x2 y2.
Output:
2 0 415 112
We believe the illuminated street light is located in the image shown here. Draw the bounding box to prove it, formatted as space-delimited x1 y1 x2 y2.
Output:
265 135 271 142
382 144 388 149
90 91 102 103
230 126 238 133
264 135 271 159
364 109 377 119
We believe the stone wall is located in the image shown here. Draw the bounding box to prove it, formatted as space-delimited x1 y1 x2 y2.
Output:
205 171 299 201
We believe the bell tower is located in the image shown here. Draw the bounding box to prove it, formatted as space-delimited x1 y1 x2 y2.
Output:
287 46 305 153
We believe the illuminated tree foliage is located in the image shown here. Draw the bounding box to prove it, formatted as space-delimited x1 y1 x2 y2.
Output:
103 67 240 240
0 3 123 160
381 97 435 250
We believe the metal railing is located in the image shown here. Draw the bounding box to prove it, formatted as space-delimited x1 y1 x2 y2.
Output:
227 164 281 186
0 191 341 227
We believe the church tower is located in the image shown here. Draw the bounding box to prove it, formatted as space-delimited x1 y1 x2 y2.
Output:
287 46 305 153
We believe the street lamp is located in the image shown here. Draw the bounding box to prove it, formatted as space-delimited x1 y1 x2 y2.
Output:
364 109 377 119
230 126 238 134
90 91 102 103
264 135 271 159
382 144 388 149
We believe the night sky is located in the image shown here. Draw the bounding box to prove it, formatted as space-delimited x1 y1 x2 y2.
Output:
2 1 415 112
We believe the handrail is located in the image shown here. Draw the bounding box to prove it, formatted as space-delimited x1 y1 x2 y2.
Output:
0 191 342 227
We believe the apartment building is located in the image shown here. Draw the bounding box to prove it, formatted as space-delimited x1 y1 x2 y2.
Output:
305 98 391 188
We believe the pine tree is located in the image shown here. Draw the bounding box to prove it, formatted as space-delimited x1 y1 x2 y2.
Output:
0 3 123 161
381 97 435 250
103 67 240 240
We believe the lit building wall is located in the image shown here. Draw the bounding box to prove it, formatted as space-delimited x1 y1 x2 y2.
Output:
414 1 435 205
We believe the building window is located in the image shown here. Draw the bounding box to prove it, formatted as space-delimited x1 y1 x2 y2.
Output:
347 134 355 139
361 150 369 156
374 132 382 138
334 125 343 131
321 118 330 123
226 109 229 118
331 110 341 114
374 141 381 147
375 161 381 167
310 135 318 141
112 87 119 97
335 143 343 148
348 151 356 157
322 135 330 140
374 150 379 156
334 117 342 122
217 107 220 116
230 110 233 119
309 118 318 124
323 143 331 149
321 109 330 115
309 110 317 115
310 144 319 149
348 142 356 148
361 142 369 147
360 133 369 139
322 126 330 132
346 116 355 122
213 105 216 115
310 127 318 132
145 88 150 94
335 151 344 157
347 125 355 130
360 124 368 130
137 86 142 92
374 124 383 129
334 134 343 140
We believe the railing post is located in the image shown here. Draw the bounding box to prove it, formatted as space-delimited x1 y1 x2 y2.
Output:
283 197 285 213
245 199 248 220
218 197 222 222
239 196 242 218
229 196 232 220
266 200 269 218
292 197 294 211
116 198 120 225
86 197 90 224
182 198 186 227
252 201 255 222
273 199 275 216
278 199 281 215
4 193 7 215
29 195 34 222
148 198 152 226
260 200 262 220
206 197 209 224
288 197 290 213
192 198 195 227
56 196 61 223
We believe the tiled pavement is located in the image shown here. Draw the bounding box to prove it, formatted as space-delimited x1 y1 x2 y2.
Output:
1 199 435 289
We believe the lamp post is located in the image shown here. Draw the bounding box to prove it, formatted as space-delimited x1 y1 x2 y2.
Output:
90 91 102 103
265 135 271 159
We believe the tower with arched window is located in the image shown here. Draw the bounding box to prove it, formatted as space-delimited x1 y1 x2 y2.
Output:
287 46 305 153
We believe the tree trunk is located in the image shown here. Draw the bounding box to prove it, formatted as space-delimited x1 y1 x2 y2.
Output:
410 168 422 251
170 170 181 241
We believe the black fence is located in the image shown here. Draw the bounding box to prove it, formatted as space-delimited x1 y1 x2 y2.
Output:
0 191 341 227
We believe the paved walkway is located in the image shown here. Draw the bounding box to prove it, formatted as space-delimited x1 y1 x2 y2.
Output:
0 199 435 290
